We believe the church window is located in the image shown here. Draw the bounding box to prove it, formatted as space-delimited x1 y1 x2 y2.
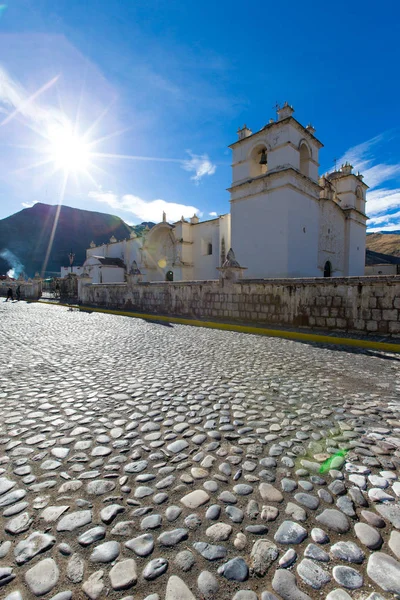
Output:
323 261 332 278
166 270 173 281
356 187 363 212
299 142 311 177
201 238 213 256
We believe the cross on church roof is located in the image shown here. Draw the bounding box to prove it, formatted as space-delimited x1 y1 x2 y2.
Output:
273 101 280 114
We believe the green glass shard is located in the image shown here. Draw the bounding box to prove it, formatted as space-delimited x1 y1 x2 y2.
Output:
319 449 347 474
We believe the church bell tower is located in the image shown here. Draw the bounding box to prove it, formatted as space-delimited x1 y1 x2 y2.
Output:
228 103 323 278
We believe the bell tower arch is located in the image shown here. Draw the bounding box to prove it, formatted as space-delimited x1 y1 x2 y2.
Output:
248 142 269 178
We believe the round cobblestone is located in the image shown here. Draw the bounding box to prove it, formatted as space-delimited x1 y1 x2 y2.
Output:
0 302 399 600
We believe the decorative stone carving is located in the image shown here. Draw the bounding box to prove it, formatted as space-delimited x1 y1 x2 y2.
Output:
237 124 252 140
222 249 240 268
130 261 141 275
217 248 247 282
129 261 142 283
220 237 226 266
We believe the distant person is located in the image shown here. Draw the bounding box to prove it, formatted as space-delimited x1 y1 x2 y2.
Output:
16 285 21 301
5 287 13 302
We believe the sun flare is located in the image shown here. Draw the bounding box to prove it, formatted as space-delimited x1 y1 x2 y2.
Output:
47 123 91 173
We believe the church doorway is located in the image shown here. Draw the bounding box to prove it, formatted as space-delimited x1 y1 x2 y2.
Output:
166 270 174 281
323 261 332 278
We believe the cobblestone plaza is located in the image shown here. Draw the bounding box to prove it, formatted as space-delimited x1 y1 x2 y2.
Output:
0 302 399 600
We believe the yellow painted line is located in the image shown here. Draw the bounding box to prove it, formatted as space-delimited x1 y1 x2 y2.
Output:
37 300 400 353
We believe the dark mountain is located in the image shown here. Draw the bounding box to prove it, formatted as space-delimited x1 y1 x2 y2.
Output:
0 203 153 277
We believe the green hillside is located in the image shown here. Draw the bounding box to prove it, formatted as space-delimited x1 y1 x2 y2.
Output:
0 203 147 277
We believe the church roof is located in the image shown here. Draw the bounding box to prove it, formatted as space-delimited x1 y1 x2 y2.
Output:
365 249 400 266
91 256 126 268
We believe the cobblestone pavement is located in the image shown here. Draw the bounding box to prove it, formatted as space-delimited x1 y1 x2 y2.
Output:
0 301 400 600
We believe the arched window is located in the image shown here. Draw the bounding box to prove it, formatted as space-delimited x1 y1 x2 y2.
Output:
356 186 363 212
249 144 268 178
299 142 311 177
166 270 173 281
207 243 213 255
324 261 332 278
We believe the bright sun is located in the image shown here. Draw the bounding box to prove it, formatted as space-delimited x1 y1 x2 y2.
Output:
47 124 91 173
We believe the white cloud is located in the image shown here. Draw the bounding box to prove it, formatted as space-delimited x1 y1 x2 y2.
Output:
336 132 400 191
89 190 201 223
209 211 218 217
0 65 61 127
337 133 384 172
368 209 400 227
368 223 400 232
21 200 38 208
366 188 400 216
362 164 400 190
182 151 216 184
366 189 400 232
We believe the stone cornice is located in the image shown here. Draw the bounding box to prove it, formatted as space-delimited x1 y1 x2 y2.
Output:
228 166 322 196
229 116 324 149
342 206 368 220
328 171 369 190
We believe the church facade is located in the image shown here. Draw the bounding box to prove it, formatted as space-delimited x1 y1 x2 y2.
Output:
83 103 368 283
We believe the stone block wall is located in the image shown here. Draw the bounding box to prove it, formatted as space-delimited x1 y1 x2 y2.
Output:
0 280 42 300
60 274 78 299
79 275 400 337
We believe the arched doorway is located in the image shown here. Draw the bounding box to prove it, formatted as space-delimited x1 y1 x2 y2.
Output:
166 270 173 281
324 261 332 278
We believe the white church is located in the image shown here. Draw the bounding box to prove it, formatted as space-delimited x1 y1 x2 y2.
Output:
82 103 368 284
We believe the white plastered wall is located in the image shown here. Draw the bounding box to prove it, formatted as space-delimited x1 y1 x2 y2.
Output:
365 264 397 275
318 200 346 276
231 187 289 278
346 217 367 276
101 267 125 283
192 219 221 280
286 186 320 277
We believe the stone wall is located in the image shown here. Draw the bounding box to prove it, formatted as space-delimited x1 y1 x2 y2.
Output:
0 280 42 300
79 275 400 336
60 274 78 299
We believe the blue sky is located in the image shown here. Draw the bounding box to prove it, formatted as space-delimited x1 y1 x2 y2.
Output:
0 0 400 231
